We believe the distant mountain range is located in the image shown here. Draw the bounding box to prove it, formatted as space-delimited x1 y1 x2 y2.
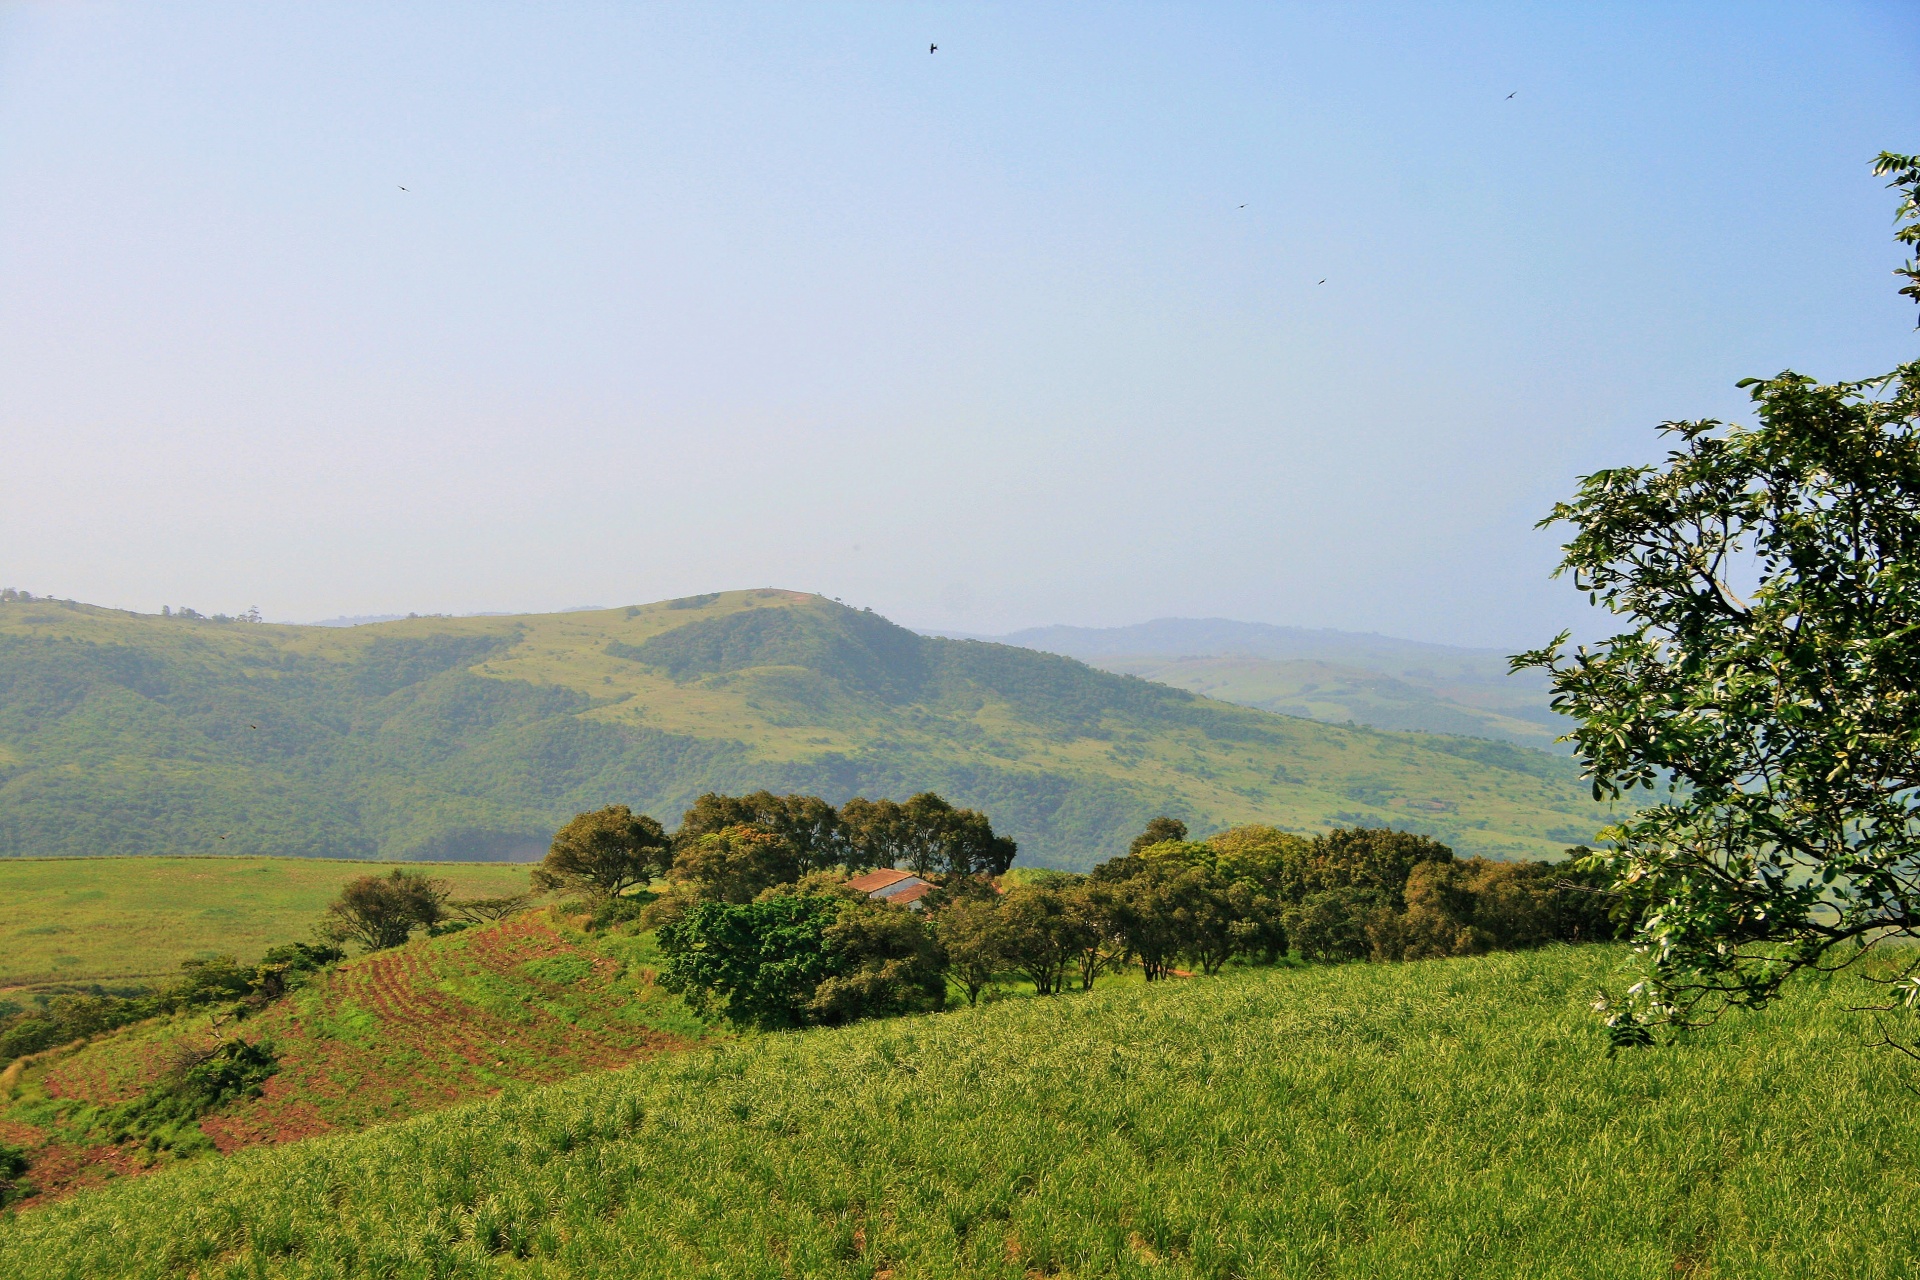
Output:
0 593 1609 869
940 619 1566 751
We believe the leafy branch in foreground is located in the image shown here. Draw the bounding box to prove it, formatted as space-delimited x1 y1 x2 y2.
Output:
1515 151 1920 1039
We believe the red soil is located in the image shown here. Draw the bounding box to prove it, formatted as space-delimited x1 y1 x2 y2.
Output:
3 915 698 1210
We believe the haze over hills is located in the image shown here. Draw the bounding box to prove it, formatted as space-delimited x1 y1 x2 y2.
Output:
949 618 1567 751
0 591 1611 868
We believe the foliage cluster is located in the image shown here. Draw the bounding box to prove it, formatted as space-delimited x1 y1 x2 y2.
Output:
0 943 339 1068
1516 153 1920 1042
4 948 1915 1279
0 1140 26 1209
932 823 1617 1002
94 1038 281 1159
637 789 1610 1029
657 890 946 1031
532 791 1015 929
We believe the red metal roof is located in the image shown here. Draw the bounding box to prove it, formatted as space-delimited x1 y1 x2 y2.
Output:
846 868 917 893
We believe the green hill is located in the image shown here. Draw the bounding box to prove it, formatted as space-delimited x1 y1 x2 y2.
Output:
3 947 1911 1278
0 590 1613 868
1088 654 1565 749
0 910 708 1207
968 617 1568 750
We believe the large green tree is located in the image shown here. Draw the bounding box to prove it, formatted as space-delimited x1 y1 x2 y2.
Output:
1515 152 1920 1042
532 804 670 900
674 791 847 873
841 792 1017 877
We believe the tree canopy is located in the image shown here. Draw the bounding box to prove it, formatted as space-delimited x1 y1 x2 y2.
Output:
532 804 671 900
1515 152 1920 1042
321 869 449 951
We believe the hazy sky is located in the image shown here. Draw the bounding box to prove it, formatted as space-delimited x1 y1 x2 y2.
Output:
4 4 1917 646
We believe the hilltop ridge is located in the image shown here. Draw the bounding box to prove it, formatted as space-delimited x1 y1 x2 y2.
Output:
0 590 1611 867
955 617 1566 749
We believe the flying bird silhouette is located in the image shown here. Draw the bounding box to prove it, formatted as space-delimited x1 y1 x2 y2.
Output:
398 186 409 192
1238 204 1246 209
929 43 937 53
1505 91 1516 99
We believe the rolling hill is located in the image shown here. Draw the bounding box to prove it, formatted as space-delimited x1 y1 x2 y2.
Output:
3 947 1911 1277
0 910 708 1207
0 591 1614 868
965 617 1568 749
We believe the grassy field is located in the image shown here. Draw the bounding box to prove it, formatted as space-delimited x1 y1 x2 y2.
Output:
4 945 1916 1278
0 591 1617 868
0 858 534 989
0 911 710 1204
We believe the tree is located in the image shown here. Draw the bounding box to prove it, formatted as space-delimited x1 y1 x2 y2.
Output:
842 792 1017 877
929 882 1011 1005
449 893 531 924
1205 826 1303 963
668 824 801 903
675 791 848 873
532 805 670 900
997 882 1094 994
1514 153 1920 1041
657 895 842 1029
1129 816 1189 855
321 869 449 951
1282 888 1377 963
839 796 911 871
657 890 945 1029
804 900 948 1024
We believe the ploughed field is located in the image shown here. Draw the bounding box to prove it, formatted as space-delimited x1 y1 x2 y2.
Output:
4 945 1916 1279
0 914 708 1206
0 857 535 988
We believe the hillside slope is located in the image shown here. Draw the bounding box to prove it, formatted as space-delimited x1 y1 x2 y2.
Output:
0 858 535 988
970 617 1566 749
0 591 1612 867
3 949 1913 1278
0 913 706 1207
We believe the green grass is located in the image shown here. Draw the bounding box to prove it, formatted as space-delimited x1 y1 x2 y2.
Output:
0 591 1617 869
4 945 1916 1278
1 911 712 1203
0 857 534 988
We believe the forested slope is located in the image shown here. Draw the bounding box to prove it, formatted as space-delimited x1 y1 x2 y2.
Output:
0 591 1611 867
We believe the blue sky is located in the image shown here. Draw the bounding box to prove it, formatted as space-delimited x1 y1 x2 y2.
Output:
3 3 1916 646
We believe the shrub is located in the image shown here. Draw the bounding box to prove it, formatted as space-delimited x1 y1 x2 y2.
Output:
0 1140 27 1208
321 869 450 951
99 1039 280 1159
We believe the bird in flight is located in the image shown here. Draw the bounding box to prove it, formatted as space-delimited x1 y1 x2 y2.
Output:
1505 91 1516 100
1238 204 1246 209
398 185 409 192
1317 279 1326 285
929 43 937 53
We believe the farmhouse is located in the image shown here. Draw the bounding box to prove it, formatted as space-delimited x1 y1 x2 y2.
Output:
845 867 935 909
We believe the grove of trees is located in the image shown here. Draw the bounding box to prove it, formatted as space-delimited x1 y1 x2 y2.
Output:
524 787 1621 1032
